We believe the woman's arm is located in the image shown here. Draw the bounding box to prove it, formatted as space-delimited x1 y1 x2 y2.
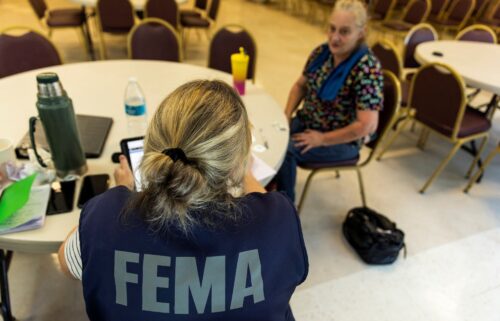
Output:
292 109 378 154
58 226 80 279
284 75 307 122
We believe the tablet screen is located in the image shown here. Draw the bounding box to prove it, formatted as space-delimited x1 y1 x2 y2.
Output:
123 138 144 191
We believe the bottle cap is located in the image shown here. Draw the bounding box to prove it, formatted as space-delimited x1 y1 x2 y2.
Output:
231 47 249 63
36 72 59 84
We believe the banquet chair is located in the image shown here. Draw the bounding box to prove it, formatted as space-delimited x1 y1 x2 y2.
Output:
475 0 500 27
432 0 476 34
127 18 182 61
371 40 402 79
400 23 438 106
380 0 431 35
470 0 491 23
456 24 497 42
427 0 452 21
27 0 90 58
297 70 401 213
180 0 208 19
208 25 257 82
96 0 137 60
464 141 500 192
144 0 180 31
370 0 397 22
0 27 62 79
377 63 491 193
181 0 220 45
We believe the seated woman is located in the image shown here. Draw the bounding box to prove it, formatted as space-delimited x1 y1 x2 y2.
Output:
58 80 308 320
275 0 384 202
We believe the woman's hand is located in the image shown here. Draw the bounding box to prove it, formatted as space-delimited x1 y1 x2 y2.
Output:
292 129 325 154
114 155 135 190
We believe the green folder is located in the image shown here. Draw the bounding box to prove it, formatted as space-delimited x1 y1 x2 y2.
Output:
0 174 38 224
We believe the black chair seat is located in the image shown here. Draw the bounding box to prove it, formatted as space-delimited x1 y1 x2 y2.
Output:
47 8 85 27
181 16 210 27
180 9 202 18
382 20 413 31
298 155 360 170
420 107 491 138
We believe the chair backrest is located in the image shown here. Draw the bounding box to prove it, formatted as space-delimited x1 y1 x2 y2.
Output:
472 0 489 16
208 25 257 81
127 18 181 62
373 0 396 19
410 63 466 139
208 0 221 21
371 40 402 79
144 0 179 30
97 0 135 33
403 23 438 68
27 0 47 19
194 0 208 10
456 24 497 42
445 0 475 22
365 70 401 153
430 0 451 17
0 27 62 78
402 0 431 24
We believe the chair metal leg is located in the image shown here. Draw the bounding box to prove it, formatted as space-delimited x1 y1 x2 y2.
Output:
297 170 318 215
420 142 462 193
377 117 411 160
464 145 499 193
0 250 14 321
355 168 367 207
417 128 430 150
465 136 488 179
77 27 91 60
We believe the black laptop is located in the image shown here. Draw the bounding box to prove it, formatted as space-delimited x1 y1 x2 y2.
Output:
15 114 113 159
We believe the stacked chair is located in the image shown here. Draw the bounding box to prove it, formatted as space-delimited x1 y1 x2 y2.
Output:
181 0 220 44
144 0 181 31
379 0 431 36
431 0 476 33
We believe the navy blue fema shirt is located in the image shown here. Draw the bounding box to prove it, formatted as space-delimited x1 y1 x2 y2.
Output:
79 186 308 321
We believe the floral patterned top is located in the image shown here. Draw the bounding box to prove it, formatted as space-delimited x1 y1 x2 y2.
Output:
296 44 384 132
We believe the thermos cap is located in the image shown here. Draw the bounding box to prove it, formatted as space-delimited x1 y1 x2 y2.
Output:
36 72 59 84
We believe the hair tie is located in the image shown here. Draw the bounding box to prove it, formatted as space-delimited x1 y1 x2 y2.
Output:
162 148 190 164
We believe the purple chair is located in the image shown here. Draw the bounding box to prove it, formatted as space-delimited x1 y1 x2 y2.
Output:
96 0 136 59
27 0 90 58
371 40 402 79
0 27 62 78
370 0 397 21
433 0 476 33
377 63 491 193
382 0 431 32
456 24 497 42
401 23 438 106
208 25 257 82
128 18 181 62
181 0 220 46
297 70 401 212
144 0 180 30
180 0 208 19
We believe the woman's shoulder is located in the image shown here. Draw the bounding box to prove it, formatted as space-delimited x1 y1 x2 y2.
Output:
357 49 382 69
80 186 132 220
240 191 298 220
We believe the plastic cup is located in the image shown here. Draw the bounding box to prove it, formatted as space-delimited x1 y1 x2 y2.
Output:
231 47 249 95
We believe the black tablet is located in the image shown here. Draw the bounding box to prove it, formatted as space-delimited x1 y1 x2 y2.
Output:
120 136 144 191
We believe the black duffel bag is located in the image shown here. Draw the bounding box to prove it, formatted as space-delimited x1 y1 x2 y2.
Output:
342 207 406 265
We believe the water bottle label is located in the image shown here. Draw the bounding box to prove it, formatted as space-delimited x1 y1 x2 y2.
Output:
125 104 146 116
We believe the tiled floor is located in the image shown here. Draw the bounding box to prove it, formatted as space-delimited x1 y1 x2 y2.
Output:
1 0 500 320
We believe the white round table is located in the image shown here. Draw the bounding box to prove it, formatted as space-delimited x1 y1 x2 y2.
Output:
0 60 288 253
70 0 187 10
415 40 500 95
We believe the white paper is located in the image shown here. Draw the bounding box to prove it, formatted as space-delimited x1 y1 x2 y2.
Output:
251 154 276 182
0 184 50 235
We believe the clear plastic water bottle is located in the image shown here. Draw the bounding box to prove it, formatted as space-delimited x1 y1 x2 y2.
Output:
124 77 147 137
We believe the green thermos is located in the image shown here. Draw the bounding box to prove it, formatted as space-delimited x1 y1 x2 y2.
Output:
29 72 87 177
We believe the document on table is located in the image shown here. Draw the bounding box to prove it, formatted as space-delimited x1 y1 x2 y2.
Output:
251 154 276 182
0 185 50 235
